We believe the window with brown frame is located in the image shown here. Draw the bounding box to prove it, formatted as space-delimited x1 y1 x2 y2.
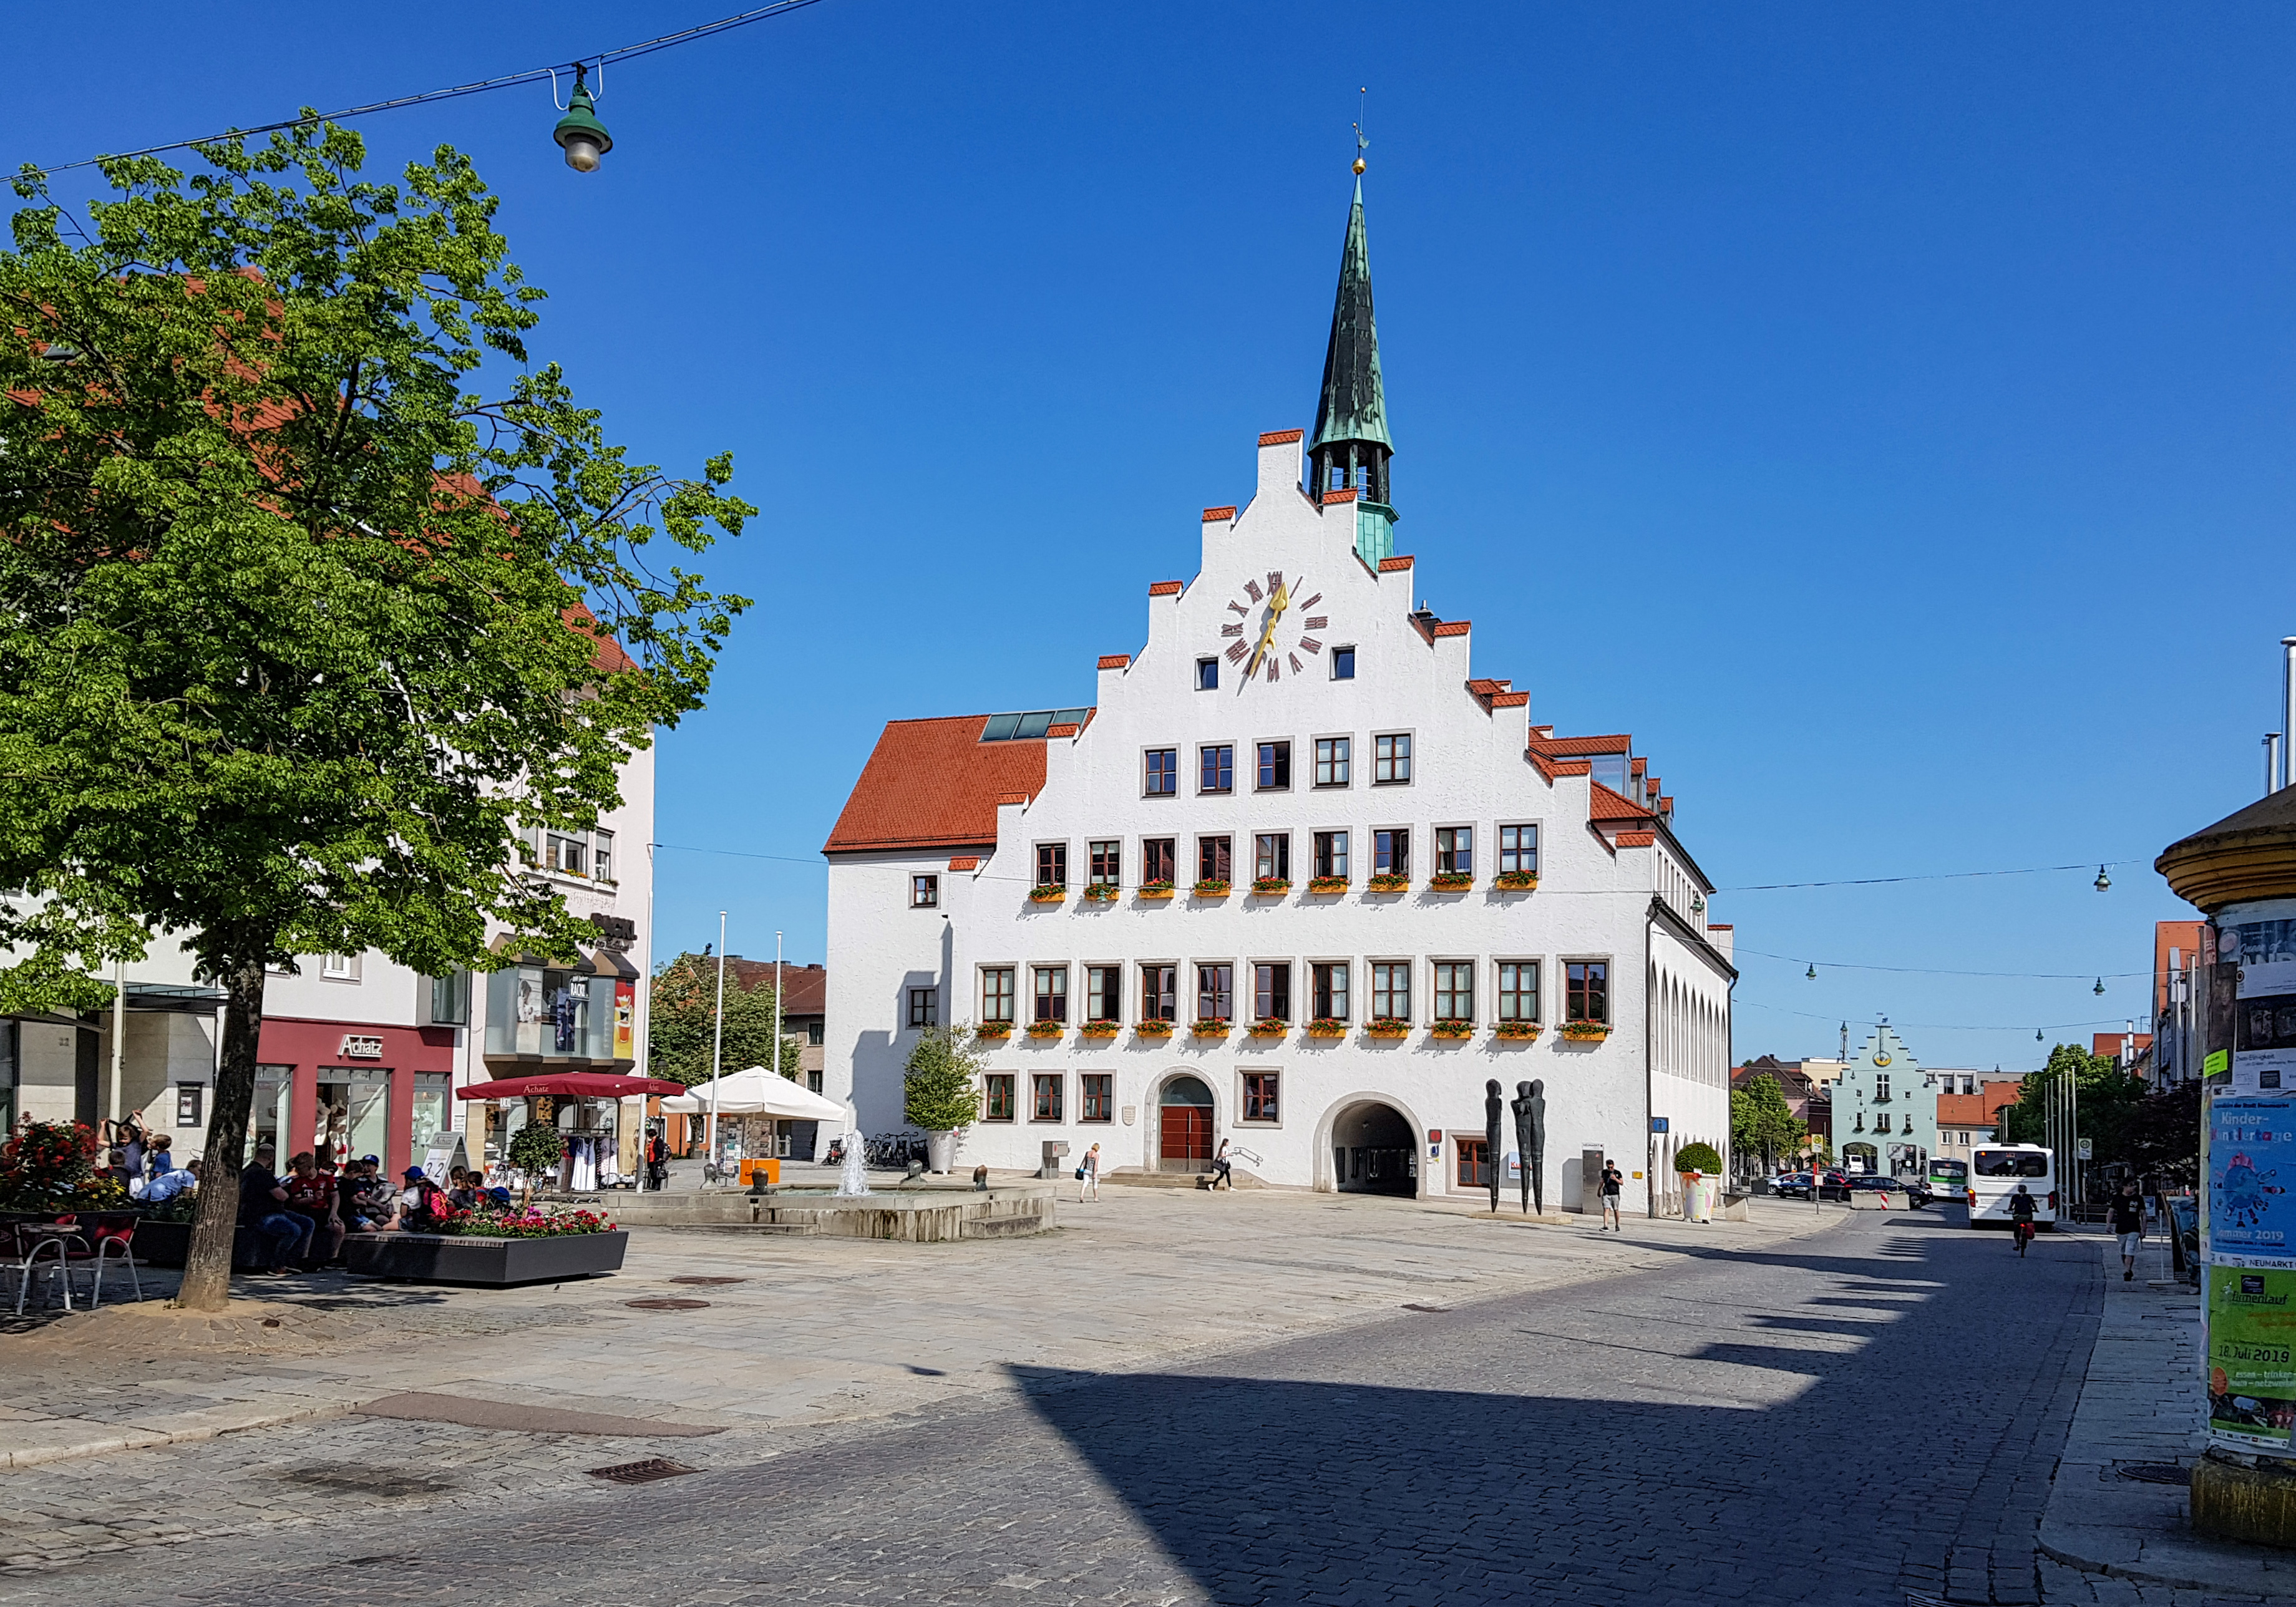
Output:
1253 963 1291 1022
1566 960 1608 1024
1315 736 1350 787
1144 749 1177 796
983 1074 1016 1122
1142 838 1177 884
1435 827 1472 875
1081 1074 1113 1122
911 874 938 908
907 988 938 1029
1035 842 1068 887
1434 961 1474 1022
981 967 1015 1024
1033 965 1068 1024
1373 828 1409 877
1254 833 1290 881
1312 962 1348 1021
1456 1137 1490 1188
1086 966 1121 1023
1141 963 1177 1022
1499 823 1539 876
1197 963 1233 1021
1031 1074 1064 1122
1257 740 1290 791
1089 840 1121 887
1243 1071 1280 1123
1374 732 1412 784
1498 961 1539 1023
1198 835 1232 883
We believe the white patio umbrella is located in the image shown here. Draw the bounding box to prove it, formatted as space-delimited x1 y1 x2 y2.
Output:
659 1067 848 1122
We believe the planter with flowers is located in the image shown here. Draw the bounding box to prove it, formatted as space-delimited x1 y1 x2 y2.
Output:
1248 1019 1290 1038
1192 879 1232 898
1307 1017 1349 1038
0 1119 123 1213
1430 1018 1475 1040
1138 879 1176 899
1082 883 1120 903
1494 1019 1543 1041
1366 873 1410 893
1250 876 1292 896
1674 1140 1724 1224
1192 1017 1232 1039
1136 1020 1175 1038
343 1203 627 1286
1429 871 1475 892
1081 1021 1120 1039
1028 1021 1067 1039
1365 1017 1410 1039
1029 884 1068 903
1307 876 1350 895
1559 1020 1610 1042
975 1022 1013 1042
1494 870 1540 891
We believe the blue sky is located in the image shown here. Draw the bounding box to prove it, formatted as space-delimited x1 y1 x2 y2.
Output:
11 2 2294 1074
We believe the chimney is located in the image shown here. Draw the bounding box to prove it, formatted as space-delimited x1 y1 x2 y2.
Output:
2282 637 2296 790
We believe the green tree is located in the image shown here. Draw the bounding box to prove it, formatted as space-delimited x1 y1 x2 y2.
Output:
648 953 800 1085
2005 1044 2148 1167
2123 1080 2203 1188
0 128 751 1308
1730 1074 1807 1173
903 1026 983 1134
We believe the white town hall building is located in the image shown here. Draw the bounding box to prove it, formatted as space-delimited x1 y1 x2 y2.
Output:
823 172 1734 1215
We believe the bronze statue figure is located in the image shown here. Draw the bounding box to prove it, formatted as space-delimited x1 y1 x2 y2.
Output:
1510 1079 1547 1214
1484 1079 1504 1214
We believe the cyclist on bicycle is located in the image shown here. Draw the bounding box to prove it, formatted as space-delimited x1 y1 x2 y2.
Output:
2007 1183 2037 1255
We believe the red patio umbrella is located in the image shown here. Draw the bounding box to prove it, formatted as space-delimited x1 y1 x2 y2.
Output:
454 1072 687 1100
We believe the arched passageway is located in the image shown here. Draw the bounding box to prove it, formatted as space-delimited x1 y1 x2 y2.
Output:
1331 1100 1418 1197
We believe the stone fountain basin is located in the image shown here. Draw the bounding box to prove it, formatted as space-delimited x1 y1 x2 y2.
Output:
573 1182 1056 1243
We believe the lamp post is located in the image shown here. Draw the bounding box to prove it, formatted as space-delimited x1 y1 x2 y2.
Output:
707 911 727 1179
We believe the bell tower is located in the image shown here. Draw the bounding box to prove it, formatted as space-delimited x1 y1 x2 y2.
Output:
1308 145 1397 567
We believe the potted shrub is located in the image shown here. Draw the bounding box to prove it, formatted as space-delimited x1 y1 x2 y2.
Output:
1306 1017 1348 1037
1675 1140 1724 1224
904 1025 983 1174
1192 878 1232 898
1250 876 1292 896
1029 883 1068 903
1429 871 1474 891
1248 1018 1289 1037
1136 1019 1175 1037
1192 1016 1231 1038
1494 870 1539 891
975 1021 1013 1042
508 1120 567 1197
1366 872 1409 893
1430 1017 1474 1039
1307 875 1349 895
1082 882 1119 902
1027 1020 1066 1039
1081 1020 1120 1038
1138 878 1175 899
1559 1019 1610 1042
1494 1019 1542 1040
1365 1017 1409 1039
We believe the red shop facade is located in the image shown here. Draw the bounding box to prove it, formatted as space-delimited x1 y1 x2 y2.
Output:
248 1016 460 1180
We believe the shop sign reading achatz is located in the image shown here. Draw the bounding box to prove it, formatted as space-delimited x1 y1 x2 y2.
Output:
338 1034 384 1061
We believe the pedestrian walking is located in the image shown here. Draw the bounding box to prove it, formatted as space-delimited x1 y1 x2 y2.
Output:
1600 1160 1624 1231
1209 1137 1234 1191
1077 1142 1102 1202
2110 1183 2145 1282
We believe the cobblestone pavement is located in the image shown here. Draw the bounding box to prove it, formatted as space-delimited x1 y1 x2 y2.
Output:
0 1204 2205 1606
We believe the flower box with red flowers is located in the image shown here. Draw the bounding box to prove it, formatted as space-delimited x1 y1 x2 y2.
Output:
1430 1018 1475 1039
1029 885 1068 903
1494 871 1540 891
1250 876 1292 896
1559 1020 1610 1041
1306 1018 1349 1037
1365 873 1410 893
341 1220 628 1285
1136 1021 1175 1037
1082 883 1120 902
1192 880 1232 898
1027 1021 1067 1039
1307 876 1350 895
1138 879 1176 899
1081 1021 1120 1038
1494 1019 1543 1040
1428 872 1475 892
1192 1017 1232 1038
975 1022 1013 1042
1364 1017 1410 1039
1247 1019 1290 1037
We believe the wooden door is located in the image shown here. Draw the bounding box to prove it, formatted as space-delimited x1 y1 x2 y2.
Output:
1160 1105 1212 1162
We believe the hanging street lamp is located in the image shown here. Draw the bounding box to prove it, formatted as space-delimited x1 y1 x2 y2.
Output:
1806 963 1817 980
554 64 613 173
2093 977 2106 996
2094 864 2112 892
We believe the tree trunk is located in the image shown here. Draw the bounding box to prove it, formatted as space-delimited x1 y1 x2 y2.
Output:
177 956 266 1311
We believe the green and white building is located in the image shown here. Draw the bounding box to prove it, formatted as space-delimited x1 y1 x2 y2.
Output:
1834 1023 1937 1181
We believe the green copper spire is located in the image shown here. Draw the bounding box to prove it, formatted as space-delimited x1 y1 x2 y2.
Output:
1309 165 1396 563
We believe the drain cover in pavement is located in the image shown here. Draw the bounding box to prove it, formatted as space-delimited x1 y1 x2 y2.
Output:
625 1298 711 1311
588 1458 699 1484
2116 1463 2191 1485
669 1276 747 1286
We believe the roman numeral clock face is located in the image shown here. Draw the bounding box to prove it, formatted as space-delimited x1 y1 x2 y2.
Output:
1219 570 1328 687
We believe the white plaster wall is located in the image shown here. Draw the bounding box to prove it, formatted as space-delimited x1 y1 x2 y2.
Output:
828 433 1736 1215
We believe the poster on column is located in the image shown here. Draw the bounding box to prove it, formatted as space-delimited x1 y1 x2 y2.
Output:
2222 918 2296 1092
2207 1095 2296 1257
2207 1264 2296 1454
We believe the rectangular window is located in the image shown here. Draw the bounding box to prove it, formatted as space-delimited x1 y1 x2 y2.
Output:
1199 835 1232 883
1144 749 1177 796
593 830 614 883
1081 1074 1114 1122
1197 963 1233 1022
1243 1071 1280 1123
1374 733 1412 784
1033 966 1069 1024
1142 838 1177 885
808 1021 825 1046
1313 830 1350 879
908 988 938 1029
1436 827 1472 875
1257 740 1291 791
809 1069 824 1093
1312 962 1349 1021
1196 658 1219 692
1086 966 1121 1023
1499 824 1539 876
1141 963 1177 1022
427 971 470 1026
1498 961 1539 1023
547 833 588 875
1253 962 1292 1022
1035 842 1067 888
1875 1073 1891 1102
1457 1137 1490 1188
912 874 938 908
1566 961 1608 1024
1200 744 1233 794
1333 646 1356 681
985 1074 1016 1122
1089 840 1121 887
1032 1074 1064 1122
175 1082 204 1127
1373 828 1410 878
322 953 362 981
1315 736 1350 787
1434 961 1474 1023
1372 961 1412 1022
981 967 1016 1024
1588 753 1629 794
1254 833 1290 881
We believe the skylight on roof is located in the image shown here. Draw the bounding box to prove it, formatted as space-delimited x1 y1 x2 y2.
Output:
981 709 1091 742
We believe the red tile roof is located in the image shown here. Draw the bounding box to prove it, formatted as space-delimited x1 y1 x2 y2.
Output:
1097 654 1131 670
1938 1086 2021 1125
563 604 638 674
1378 555 1414 572
1533 733 1634 756
1258 429 1304 445
1322 488 1359 505
1614 830 1656 848
824 717 1049 854
1431 619 1470 638
722 959 826 1016
947 855 980 872
1046 722 1080 739
1149 581 1184 596
1491 691 1527 707
1589 780 1656 822
1202 506 1237 522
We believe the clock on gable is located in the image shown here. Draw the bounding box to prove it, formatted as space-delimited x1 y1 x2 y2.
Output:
1216 569 1330 687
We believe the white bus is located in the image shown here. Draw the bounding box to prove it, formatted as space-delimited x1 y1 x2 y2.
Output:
1968 1143 2057 1229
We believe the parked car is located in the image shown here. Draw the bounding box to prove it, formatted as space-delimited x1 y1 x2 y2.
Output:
1772 1172 1813 1198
